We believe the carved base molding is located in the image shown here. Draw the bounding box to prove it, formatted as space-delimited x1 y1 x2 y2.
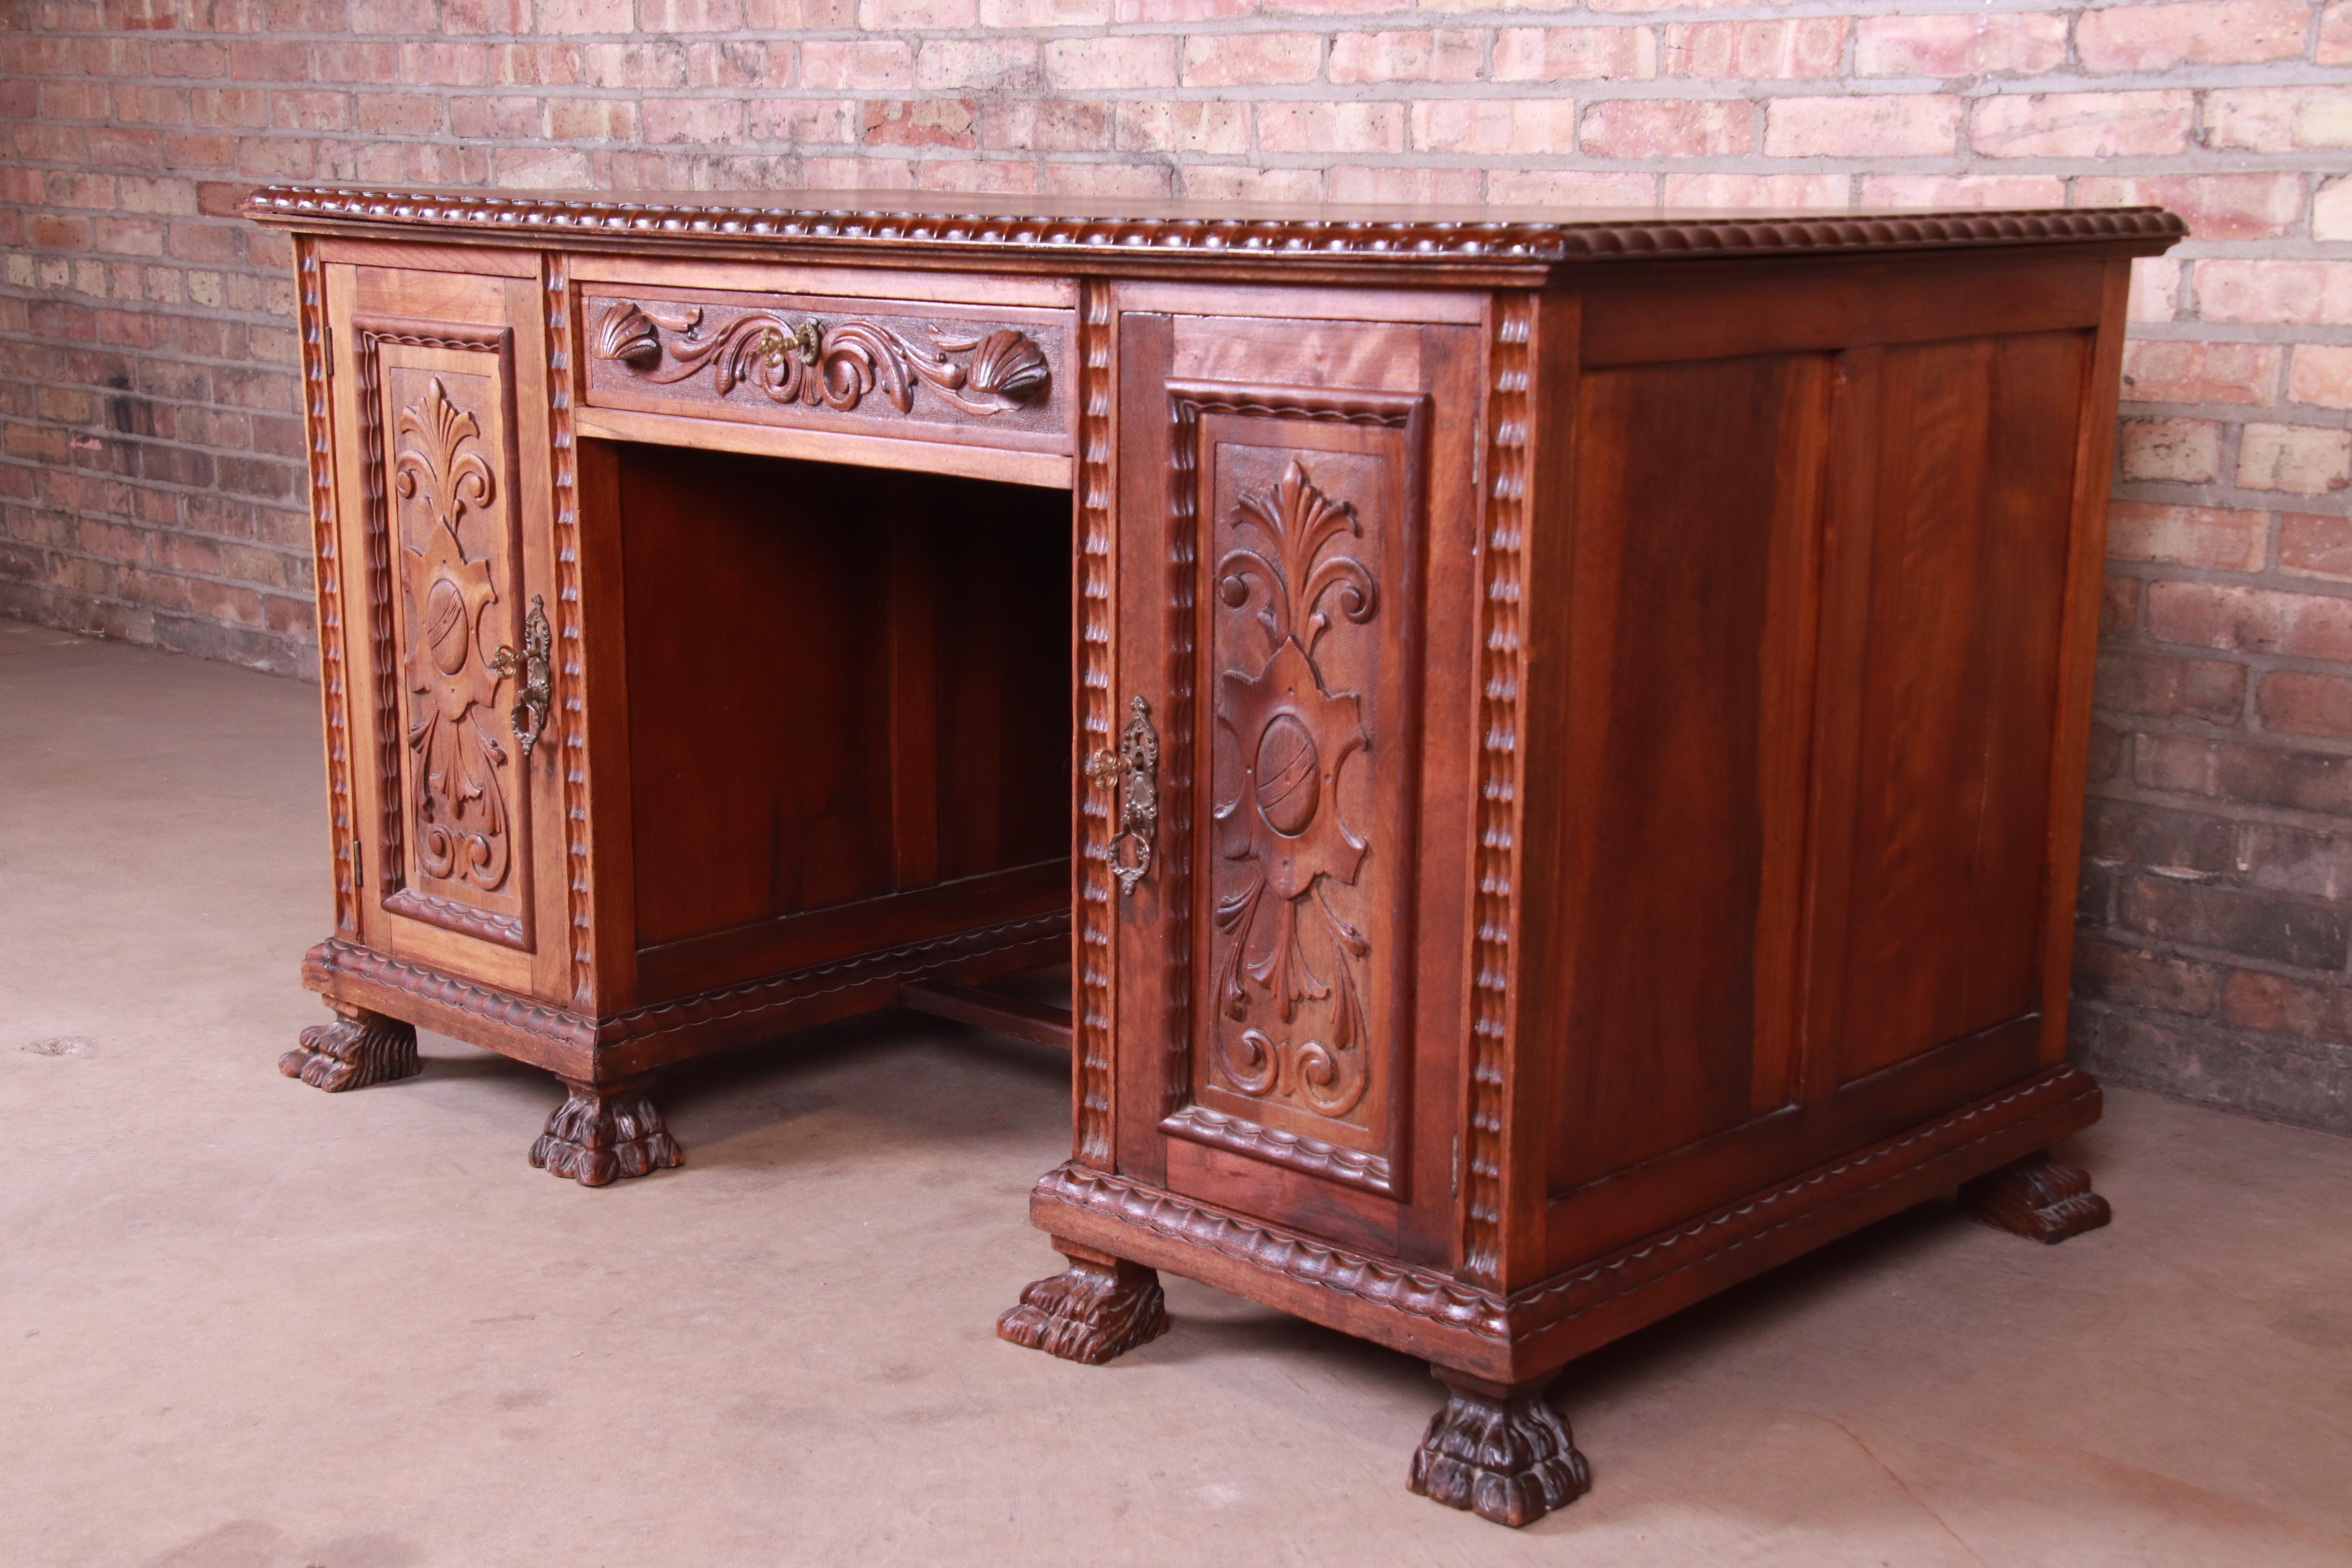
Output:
1030 1064 2108 1378
1408 1373 1592 1529
279 1004 420 1093
997 1243 1169 1366
1957 1151 2112 1244
529 1080 684 1187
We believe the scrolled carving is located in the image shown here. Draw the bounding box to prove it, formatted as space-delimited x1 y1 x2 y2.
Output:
591 298 1051 417
393 376 514 894
1210 459 1376 1121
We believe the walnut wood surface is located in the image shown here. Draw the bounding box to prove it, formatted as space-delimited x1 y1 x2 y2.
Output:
529 1079 683 1187
1408 1372 1592 1529
1957 1150 2113 1243
280 1002 419 1093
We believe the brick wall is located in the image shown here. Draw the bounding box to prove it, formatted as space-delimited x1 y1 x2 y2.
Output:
3 0 2349 1127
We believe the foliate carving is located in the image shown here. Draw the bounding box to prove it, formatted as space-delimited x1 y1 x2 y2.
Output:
280 1002 419 1093
392 375 515 894
1463 296 1535 1290
1409 1380 1592 1528
529 1081 682 1186
1210 459 1377 1120
1957 1151 2112 1243
997 1255 1169 1365
591 298 1050 416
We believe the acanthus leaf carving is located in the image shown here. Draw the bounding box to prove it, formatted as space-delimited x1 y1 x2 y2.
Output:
394 374 512 895
590 298 1050 417
1210 458 1376 1122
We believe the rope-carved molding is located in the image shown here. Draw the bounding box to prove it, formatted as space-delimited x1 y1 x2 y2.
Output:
590 298 1051 417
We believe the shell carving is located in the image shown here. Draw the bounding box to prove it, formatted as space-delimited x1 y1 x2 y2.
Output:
590 298 1051 417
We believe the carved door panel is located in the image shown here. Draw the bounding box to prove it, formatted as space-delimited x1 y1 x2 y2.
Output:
322 260 565 1001
1103 300 1482 1267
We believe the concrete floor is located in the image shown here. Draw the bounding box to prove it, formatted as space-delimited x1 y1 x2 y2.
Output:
4 613 2350 1568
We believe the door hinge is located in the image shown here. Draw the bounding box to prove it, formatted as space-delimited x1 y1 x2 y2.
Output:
1450 1133 1460 1201
351 855 362 890
319 322 333 374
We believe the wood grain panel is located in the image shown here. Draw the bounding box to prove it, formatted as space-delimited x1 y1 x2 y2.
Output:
1540 352 1828 1195
616 443 1072 956
1818 332 2085 1087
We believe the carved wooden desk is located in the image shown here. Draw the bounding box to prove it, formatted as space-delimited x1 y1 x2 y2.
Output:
248 187 2181 1523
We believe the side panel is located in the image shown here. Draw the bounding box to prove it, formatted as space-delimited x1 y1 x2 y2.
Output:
1535 259 2112 1274
1539 352 1828 1194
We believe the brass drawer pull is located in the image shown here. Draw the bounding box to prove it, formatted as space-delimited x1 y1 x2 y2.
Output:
1087 695 1159 897
486 593 553 761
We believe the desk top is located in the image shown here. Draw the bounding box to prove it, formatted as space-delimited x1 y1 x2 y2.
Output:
245 184 2184 277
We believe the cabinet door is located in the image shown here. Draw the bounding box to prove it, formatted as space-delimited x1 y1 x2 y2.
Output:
323 257 567 1002
1102 298 1482 1266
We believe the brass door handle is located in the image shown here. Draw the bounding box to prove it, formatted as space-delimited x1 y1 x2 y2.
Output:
486 594 553 761
1087 695 1158 897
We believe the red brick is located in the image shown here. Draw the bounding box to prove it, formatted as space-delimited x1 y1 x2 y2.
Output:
2290 346 2352 410
750 98 855 142
1044 36 1178 89
546 98 636 142
2120 417 2222 484
2220 969 2352 1036
2107 502 2271 572
1972 91 2194 157
1415 99 1580 156
2093 651 2247 722
981 0 1112 21
1330 29 1486 85
1664 173 1846 210
227 41 310 82
2149 582 2352 661
2078 0 2314 70
271 91 352 134
1766 95 1961 158
2239 424 2352 496
1664 19 1846 79
2261 671 2352 737
1256 101 1406 154
1858 174 2068 209
1042 161 1172 198
2281 513 2352 581
1182 32 1319 86
451 94 541 140
799 41 914 91
860 99 977 150
1853 12 2068 76
858 0 976 24
2203 87 2352 152
1113 101 1248 156
985 98 1112 153
1328 165 1485 203
916 38 1041 91
1180 166 1326 202
1580 99 1752 158
918 159 1038 194
1491 26 1657 82
2103 575 2138 637
535 0 631 26
2075 173 2305 241
2120 340 2282 406
354 93 444 136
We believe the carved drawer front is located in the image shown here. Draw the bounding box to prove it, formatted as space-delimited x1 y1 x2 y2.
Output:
579 287 1073 455
351 318 542 958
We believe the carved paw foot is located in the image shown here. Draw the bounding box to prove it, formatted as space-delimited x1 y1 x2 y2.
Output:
1958 1151 2111 1244
1409 1372 1592 1529
528 1080 683 1187
279 1005 419 1093
996 1241 1169 1365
